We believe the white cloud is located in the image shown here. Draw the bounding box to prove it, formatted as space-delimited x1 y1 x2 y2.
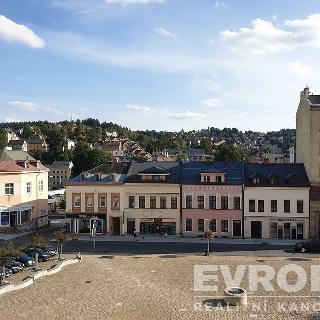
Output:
8 101 39 112
170 111 207 120
155 27 177 39
201 98 224 108
215 1 226 8
272 14 278 21
105 0 165 6
0 15 45 48
287 62 311 77
126 103 152 112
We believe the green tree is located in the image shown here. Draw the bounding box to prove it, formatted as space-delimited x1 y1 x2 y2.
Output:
46 128 65 158
0 242 20 283
200 138 213 154
54 230 68 260
175 152 187 161
214 143 244 162
0 128 7 149
28 233 49 251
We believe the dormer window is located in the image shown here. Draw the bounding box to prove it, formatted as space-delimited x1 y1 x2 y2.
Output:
269 175 280 185
251 174 260 184
203 175 210 182
80 173 86 181
288 174 298 185
95 173 101 181
215 176 222 183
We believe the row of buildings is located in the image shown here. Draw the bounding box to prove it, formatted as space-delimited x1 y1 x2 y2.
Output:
65 160 310 239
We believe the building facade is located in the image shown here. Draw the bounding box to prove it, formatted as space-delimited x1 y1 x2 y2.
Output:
65 162 130 235
181 161 243 238
47 161 74 189
27 137 48 153
244 163 309 240
124 162 180 235
0 159 49 230
8 140 28 152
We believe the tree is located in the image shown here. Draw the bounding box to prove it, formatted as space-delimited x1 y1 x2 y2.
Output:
27 233 48 251
200 138 213 154
54 230 68 260
46 128 65 158
58 194 66 209
0 128 6 149
214 143 244 162
175 152 187 161
204 231 214 256
0 242 20 284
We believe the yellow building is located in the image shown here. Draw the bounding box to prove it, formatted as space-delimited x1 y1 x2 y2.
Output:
0 159 49 230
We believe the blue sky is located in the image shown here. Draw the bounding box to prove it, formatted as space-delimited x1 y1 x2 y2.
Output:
1 0 320 132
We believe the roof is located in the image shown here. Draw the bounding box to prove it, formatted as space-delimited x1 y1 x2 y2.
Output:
8 140 26 146
0 149 35 161
181 161 243 185
165 148 208 156
244 163 310 187
308 95 320 106
126 161 180 183
0 160 48 173
69 162 131 184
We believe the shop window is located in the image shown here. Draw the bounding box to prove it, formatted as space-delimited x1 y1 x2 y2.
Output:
1 213 9 226
209 219 216 232
197 196 204 209
258 200 264 212
249 200 255 212
186 195 193 209
186 218 192 232
284 200 291 213
270 223 277 238
297 200 304 213
221 196 228 210
160 197 166 209
5 183 14 195
171 197 177 209
150 196 156 209
139 196 145 209
197 219 204 232
209 196 216 209
221 220 229 232
233 197 240 210
129 196 135 208
271 200 277 212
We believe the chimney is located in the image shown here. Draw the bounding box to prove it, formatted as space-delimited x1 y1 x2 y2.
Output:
304 86 309 98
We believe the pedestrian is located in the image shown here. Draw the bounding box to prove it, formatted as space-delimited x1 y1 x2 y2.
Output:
133 229 137 238
76 252 82 262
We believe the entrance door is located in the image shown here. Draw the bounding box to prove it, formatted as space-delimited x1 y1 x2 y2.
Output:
233 220 242 237
291 228 297 239
127 219 135 235
10 213 16 227
277 227 283 239
112 217 121 235
251 221 262 238
284 223 290 239
297 223 304 240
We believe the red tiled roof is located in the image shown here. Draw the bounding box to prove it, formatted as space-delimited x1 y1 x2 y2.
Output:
0 160 49 172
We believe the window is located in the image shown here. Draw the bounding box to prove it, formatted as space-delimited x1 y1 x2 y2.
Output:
150 196 156 209
249 200 255 212
288 175 298 185
74 196 81 208
39 180 44 192
216 176 222 183
209 219 216 232
270 223 277 238
284 200 290 213
233 197 240 210
186 195 193 209
221 220 229 232
129 196 135 208
100 196 106 207
186 219 192 232
112 195 120 209
171 197 177 209
86 196 93 208
221 196 228 210
26 182 32 193
258 200 264 212
270 175 280 185
139 196 145 209
5 183 14 195
197 196 204 209
252 175 260 184
209 196 216 209
160 197 167 209
203 175 210 182
197 219 204 232
271 200 277 212
297 200 304 213
1 212 9 226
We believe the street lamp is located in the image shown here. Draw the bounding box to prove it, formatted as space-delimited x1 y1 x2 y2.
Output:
91 219 97 252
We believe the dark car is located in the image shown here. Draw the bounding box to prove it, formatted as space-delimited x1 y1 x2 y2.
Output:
7 260 24 273
0 268 13 277
17 253 34 267
25 248 50 262
294 240 320 253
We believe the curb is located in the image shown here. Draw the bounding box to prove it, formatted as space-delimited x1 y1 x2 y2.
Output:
0 259 79 296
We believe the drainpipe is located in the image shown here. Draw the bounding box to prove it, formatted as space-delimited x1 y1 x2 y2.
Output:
242 161 245 239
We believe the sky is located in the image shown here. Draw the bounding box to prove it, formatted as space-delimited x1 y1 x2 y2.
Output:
1 0 320 132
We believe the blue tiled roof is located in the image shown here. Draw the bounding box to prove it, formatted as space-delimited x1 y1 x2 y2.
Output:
181 161 243 185
244 163 310 187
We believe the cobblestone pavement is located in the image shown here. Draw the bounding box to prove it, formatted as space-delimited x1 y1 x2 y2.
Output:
1 254 320 320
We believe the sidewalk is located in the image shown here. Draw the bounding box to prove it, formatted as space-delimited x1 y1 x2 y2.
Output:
0 231 33 241
73 235 301 246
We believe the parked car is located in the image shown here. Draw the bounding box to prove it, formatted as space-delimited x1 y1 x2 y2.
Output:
0 268 13 277
47 246 58 257
294 240 320 253
7 260 24 273
17 253 34 267
24 248 50 262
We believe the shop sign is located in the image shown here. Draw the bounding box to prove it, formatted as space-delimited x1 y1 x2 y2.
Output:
278 218 297 222
162 218 176 223
140 218 154 222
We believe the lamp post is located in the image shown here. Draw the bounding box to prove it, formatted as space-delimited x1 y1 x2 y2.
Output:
91 219 97 252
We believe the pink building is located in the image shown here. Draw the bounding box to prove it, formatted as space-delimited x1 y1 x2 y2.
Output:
181 161 243 238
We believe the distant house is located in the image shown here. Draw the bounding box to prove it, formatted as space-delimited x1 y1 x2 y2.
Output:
27 136 48 153
102 140 124 157
5 128 19 143
162 148 211 161
0 148 35 161
8 140 28 152
47 161 74 189
63 139 75 151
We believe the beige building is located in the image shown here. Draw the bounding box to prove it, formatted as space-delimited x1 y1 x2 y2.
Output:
296 87 320 238
0 159 49 230
27 137 48 153
47 161 74 189
65 163 130 235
